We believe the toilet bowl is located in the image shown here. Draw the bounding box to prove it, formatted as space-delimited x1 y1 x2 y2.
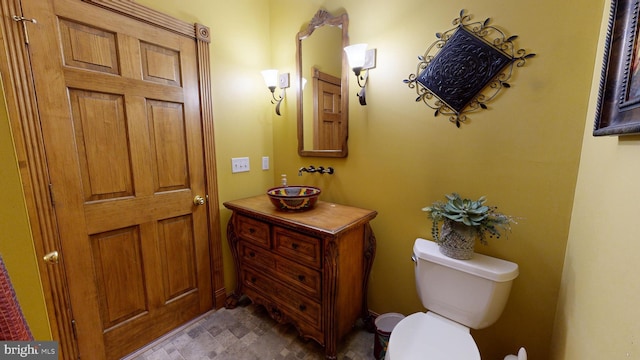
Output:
385 238 519 359
384 311 480 360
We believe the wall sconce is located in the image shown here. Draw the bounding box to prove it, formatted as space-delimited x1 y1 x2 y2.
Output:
261 69 290 116
344 44 376 106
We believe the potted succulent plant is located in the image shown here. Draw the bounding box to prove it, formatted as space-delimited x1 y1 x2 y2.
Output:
422 193 516 259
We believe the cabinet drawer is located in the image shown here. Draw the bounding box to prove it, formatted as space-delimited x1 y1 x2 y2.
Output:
275 280 322 331
242 268 321 329
239 243 275 272
273 226 321 269
242 268 279 299
236 215 270 248
275 256 321 300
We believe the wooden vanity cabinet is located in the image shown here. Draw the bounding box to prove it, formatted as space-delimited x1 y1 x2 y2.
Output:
223 195 377 359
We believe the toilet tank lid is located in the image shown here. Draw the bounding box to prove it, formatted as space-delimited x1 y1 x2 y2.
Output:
414 238 519 282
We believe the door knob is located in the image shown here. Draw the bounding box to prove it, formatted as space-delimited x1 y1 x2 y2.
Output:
43 251 59 264
193 195 206 206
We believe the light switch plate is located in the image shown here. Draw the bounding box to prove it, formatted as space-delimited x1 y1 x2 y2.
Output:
231 157 250 173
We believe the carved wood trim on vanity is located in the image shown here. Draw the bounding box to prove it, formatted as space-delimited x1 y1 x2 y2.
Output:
323 240 339 357
224 195 377 360
362 223 377 330
225 215 243 308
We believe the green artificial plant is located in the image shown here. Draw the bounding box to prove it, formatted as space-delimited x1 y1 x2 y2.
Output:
422 193 516 245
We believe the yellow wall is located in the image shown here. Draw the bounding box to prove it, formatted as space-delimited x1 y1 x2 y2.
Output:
269 0 604 358
551 0 640 358
0 78 51 338
0 0 616 359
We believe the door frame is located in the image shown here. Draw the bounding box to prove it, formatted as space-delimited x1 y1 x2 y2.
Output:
0 1 226 358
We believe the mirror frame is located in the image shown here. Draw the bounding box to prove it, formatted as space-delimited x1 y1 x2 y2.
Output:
296 10 349 158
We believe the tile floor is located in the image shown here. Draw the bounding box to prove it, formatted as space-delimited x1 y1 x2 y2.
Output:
124 299 376 360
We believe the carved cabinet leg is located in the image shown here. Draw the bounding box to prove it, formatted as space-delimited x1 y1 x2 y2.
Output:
324 241 339 359
362 223 377 332
225 213 243 309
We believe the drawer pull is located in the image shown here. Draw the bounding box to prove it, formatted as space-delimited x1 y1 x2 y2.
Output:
297 274 306 282
249 228 256 234
291 243 299 250
249 251 256 257
299 304 307 312
250 276 257 283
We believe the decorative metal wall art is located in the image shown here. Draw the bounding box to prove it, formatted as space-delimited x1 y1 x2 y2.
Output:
404 10 535 127
594 0 640 136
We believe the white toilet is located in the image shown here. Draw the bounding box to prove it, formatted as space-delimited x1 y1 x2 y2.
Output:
385 238 520 360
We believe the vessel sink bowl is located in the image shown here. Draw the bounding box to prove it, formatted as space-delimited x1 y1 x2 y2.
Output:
266 186 321 211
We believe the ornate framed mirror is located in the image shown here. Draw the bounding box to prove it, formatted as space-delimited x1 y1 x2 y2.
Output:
296 10 349 157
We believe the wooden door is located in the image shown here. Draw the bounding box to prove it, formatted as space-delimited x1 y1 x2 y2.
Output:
21 0 214 358
313 70 342 150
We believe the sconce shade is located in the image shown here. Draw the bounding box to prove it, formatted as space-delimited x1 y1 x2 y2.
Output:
344 44 368 70
261 69 279 88
344 44 375 106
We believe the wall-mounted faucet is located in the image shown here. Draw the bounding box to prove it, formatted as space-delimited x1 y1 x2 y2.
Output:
298 165 334 176
298 165 316 175
316 166 334 175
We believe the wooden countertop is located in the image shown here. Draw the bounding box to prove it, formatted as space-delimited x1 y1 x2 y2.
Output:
223 194 377 236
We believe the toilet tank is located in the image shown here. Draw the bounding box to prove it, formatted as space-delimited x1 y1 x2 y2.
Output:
412 238 519 329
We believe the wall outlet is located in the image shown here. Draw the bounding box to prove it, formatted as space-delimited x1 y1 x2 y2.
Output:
231 157 250 173
262 156 269 170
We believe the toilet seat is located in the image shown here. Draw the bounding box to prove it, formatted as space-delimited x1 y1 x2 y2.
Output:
385 311 480 360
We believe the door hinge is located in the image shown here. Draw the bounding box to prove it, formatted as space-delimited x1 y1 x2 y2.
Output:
71 319 78 341
11 15 37 45
48 183 55 207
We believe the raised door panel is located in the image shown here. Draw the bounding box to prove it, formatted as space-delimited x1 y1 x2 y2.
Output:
91 227 147 330
147 100 189 192
314 73 342 151
319 81 342 150
59 19 119 74
158 215 197 302
141 42 181 86
69 90 133 201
